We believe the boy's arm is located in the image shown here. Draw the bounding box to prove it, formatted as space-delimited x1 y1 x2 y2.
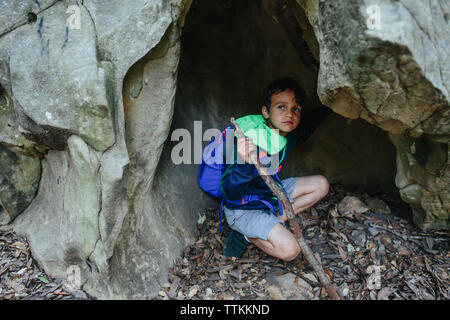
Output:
221 162 256 201
221 136 258 201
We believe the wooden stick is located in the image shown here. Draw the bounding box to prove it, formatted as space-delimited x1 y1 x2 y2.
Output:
230 117 340 300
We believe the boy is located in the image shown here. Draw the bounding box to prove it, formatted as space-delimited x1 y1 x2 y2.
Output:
221 77 332 261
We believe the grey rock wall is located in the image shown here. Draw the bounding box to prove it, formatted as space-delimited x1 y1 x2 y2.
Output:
0 0 193 299
299 0 449 230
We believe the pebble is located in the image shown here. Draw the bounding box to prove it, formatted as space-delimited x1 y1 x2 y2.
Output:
342 287 349 296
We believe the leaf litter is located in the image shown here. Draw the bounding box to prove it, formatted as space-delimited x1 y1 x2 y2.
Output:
1 184 448 300
155 184 449 300
0 230 93 300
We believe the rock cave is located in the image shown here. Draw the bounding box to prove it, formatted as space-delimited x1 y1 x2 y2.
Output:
0 0 448 299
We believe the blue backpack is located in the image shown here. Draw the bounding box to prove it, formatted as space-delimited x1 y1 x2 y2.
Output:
198 124 287 231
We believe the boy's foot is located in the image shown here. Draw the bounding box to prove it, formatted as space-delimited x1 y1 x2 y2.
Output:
223 229 250 258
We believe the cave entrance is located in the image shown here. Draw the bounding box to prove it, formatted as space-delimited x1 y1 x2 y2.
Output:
166 0 405 218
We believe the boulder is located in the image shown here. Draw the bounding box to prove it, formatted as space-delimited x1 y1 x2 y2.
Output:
300 0 449 230
264 268 315 300
0 87 41 225
1 0 195 299
390 133 449 230
1 2 115 152
0 145 41 225
14 135 101 284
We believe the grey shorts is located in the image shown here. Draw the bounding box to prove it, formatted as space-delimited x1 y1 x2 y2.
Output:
223 177 298 241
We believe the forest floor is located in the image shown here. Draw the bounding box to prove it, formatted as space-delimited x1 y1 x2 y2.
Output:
157 184 449 300
0 229 92 300
1 184 449 300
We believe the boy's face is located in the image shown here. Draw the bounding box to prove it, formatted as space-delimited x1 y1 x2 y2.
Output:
261 89 302 137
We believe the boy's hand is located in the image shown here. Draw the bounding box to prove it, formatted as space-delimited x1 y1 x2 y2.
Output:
237 136 257 164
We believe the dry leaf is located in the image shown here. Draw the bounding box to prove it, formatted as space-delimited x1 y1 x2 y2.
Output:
338 246 347 261
187 285 199 298
338 196 369 217
377 287 395 300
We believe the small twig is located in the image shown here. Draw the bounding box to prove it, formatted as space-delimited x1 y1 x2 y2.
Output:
0 266 10 276
230 117 340 300
369 223 439 254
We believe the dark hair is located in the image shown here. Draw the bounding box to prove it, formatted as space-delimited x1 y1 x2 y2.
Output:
262 77 306 108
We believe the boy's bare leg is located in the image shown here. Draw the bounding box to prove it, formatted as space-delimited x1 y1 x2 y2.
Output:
248 175 329 261
248 224 300 261
278 175 329 222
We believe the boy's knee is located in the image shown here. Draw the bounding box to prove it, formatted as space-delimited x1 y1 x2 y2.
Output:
316 175 330 197
280 241 301 261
